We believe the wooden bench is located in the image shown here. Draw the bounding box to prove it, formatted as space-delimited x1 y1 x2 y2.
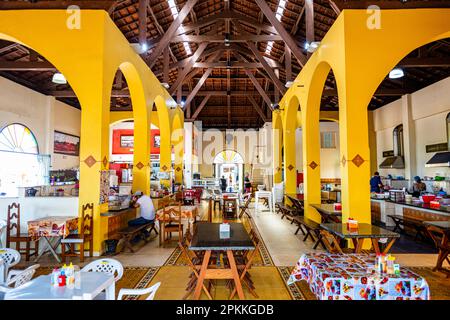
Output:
292 216 325 250
388 215 429 241
117 222 158 253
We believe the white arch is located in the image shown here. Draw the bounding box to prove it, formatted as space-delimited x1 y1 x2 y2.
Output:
213 149 244 164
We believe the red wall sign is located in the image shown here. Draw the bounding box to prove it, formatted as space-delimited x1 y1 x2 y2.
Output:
112 129 161 155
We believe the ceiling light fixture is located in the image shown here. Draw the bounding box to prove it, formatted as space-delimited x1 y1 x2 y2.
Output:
305 41 321 53
389 67 404 79
52 72 67 84
161 82 170 89
285 81 294 88
224 33 231 47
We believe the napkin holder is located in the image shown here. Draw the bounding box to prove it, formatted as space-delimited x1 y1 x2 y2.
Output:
347 218 358 231
219 223 230 239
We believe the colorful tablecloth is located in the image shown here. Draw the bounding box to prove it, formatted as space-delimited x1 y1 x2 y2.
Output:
156 206 198 220
287 253 430 300
28 216 78 240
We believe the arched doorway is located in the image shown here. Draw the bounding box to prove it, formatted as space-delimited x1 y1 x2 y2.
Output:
213 150 244 193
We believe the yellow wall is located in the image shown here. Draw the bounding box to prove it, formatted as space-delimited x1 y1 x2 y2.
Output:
277 9 450 236
0 10 181 254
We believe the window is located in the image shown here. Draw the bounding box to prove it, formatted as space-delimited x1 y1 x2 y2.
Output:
320 132 337 149
0 123 39 154
0 124 48 197
393 124 404 156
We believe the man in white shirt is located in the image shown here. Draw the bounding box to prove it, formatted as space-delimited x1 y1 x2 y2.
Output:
129 190 155 226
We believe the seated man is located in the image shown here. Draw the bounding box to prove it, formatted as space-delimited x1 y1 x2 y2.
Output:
129 190 155 238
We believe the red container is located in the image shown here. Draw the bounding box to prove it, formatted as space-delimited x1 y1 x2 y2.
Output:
421 195 436 204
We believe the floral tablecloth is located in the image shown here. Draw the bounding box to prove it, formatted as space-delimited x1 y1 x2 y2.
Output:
287 253 430 300
28 216 78 240
156 206 198 220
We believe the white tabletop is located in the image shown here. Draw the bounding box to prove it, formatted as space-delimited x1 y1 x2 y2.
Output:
4 271 115 300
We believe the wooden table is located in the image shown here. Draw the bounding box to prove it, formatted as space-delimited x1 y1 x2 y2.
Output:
157 205 199 246
4 272 115 300
423 220 450 276
189 222 255 300
285 194 304 211
320 223 400 254
27 216 78 263
310 204 342 223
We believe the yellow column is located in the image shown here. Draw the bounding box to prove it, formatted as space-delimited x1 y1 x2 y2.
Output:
172 125 184 184
78 84 111 254
132 113 151 194
283 102 298 198
338 87 371 225
272 111 283 184
302 109 322 223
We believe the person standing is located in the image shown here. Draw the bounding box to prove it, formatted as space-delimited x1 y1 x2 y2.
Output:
220 175 227 193
370 172 383 193
411 176 427 197
244 172 252 193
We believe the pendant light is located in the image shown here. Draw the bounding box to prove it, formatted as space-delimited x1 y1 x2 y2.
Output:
389 68 404 79
52 72 67 84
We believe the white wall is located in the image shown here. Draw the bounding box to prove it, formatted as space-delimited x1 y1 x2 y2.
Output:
0 76 81 170
296 121 341 178
373 76 450 179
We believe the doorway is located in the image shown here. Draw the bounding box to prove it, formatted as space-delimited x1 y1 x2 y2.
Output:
213 150 244 193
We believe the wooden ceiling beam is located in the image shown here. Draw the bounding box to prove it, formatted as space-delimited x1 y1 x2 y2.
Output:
305 0 315 58
146 0 199 68
248 96 268 122
138 0 148 47
254 0 307 66
169 42 208 94
244 69 273 109
188 94 211 121
234 21 286 94
0 1 116 10
333 1 450 9
170 35 283 42
0 61 56 71
48 87 412 99
184 68 214 107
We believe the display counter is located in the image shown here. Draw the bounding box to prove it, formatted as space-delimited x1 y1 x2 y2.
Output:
371 198 450 227
100 207 136 241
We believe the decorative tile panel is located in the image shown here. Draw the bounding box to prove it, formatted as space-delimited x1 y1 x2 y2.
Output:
84 155 96 168
352 154 365 167
308 161 318 170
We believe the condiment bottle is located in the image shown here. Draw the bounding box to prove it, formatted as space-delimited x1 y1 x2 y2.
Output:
51 268 59 287
58 270 66 287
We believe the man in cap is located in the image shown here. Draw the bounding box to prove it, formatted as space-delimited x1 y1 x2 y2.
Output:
129 190 156 238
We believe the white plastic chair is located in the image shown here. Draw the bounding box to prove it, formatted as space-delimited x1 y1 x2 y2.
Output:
5 264 39 288
118 282 161 300
0 248 21 283
0 220 6 247
81 258 123 282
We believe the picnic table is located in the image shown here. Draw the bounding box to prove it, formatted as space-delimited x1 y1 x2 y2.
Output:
320 223 400 254
27 216 78 263
310 204 342 223
189 222 255 300
423 220 450 277
287 253 430 300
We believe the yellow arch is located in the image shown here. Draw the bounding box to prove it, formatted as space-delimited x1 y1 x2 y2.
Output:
0 10 177 254
272 110 283 184
154 95 172 188
279 9 450 231
170 107 185 184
